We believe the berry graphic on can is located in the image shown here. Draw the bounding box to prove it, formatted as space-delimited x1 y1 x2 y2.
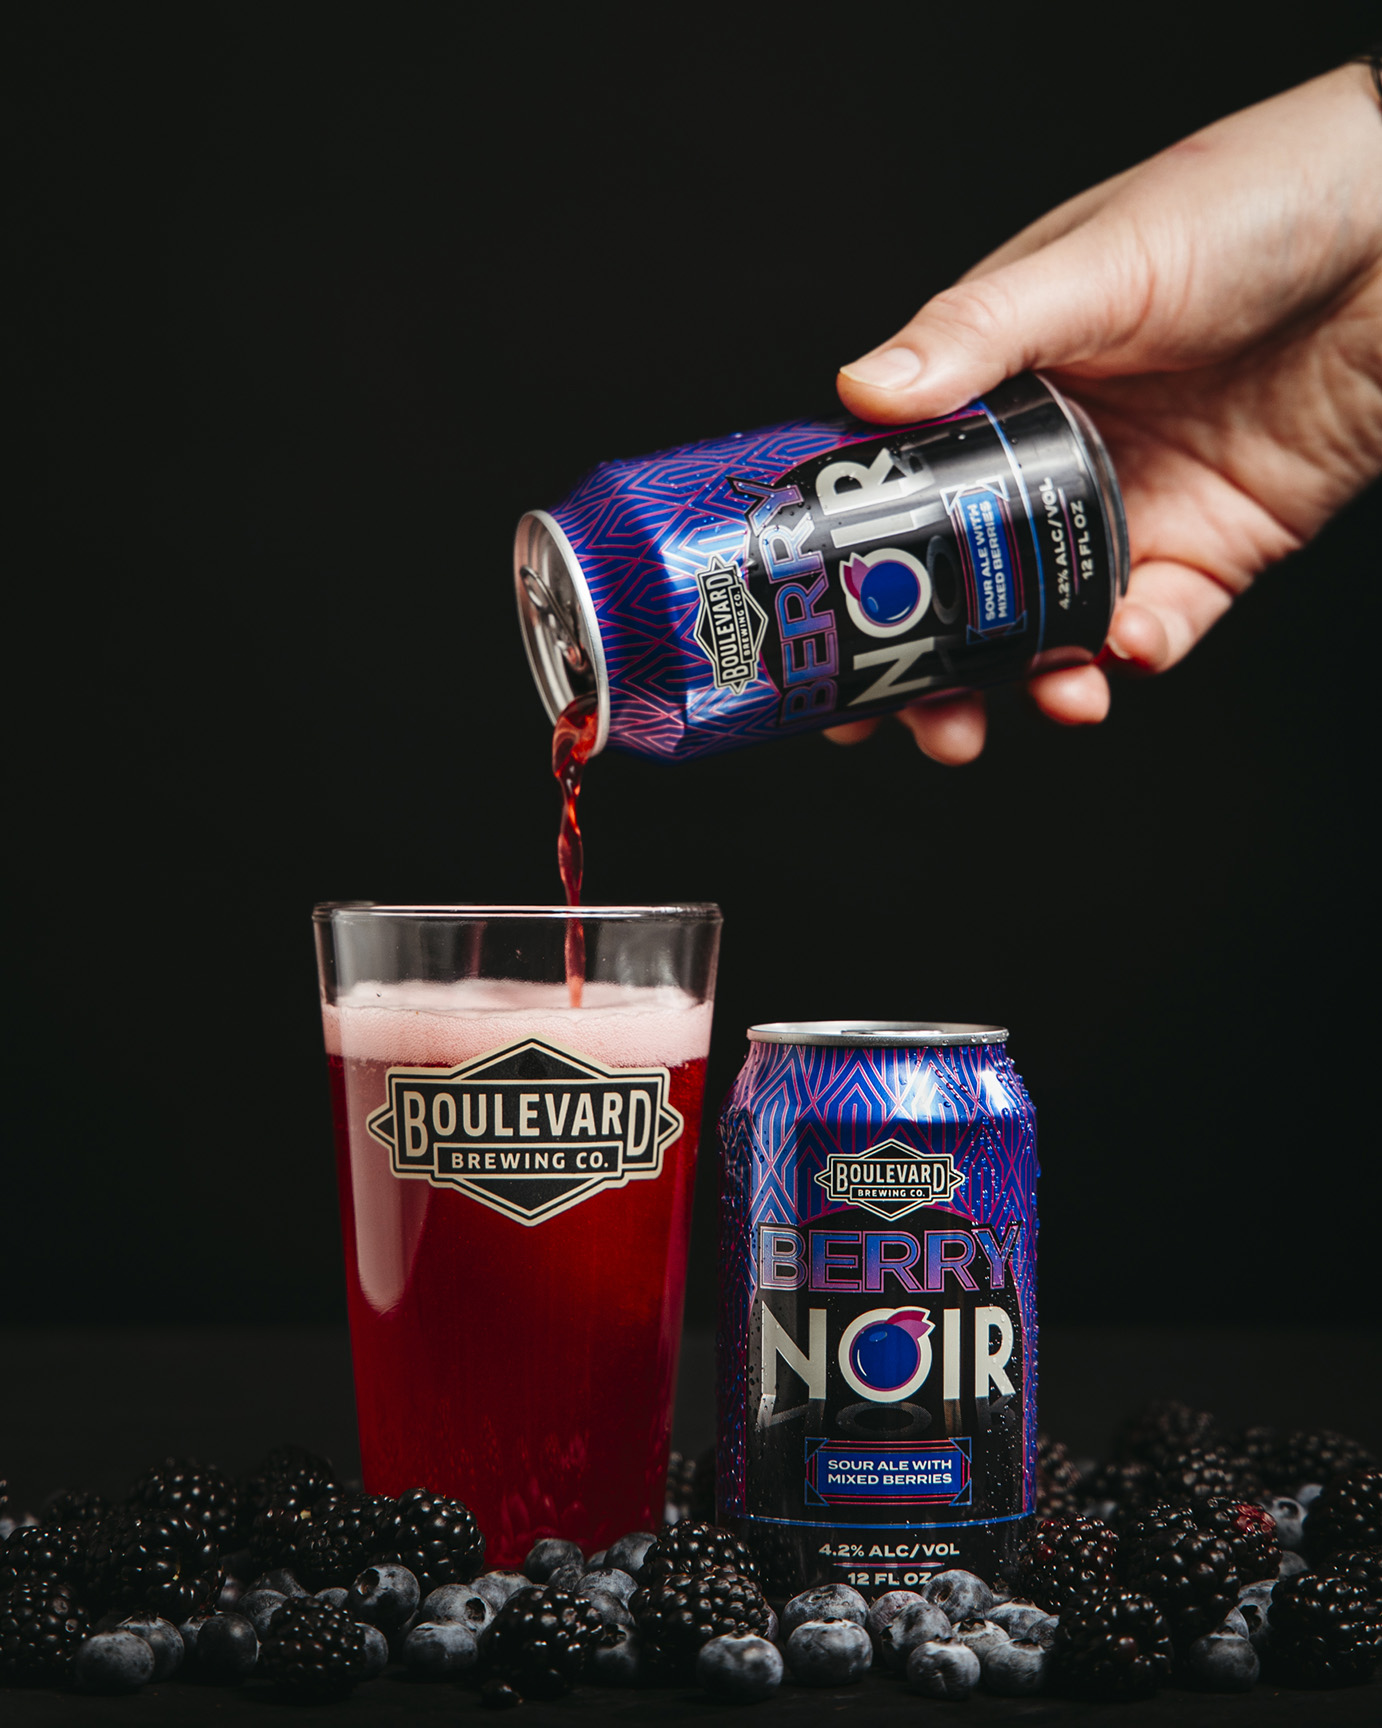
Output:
516 373 1126 759
716 1022 1038 1601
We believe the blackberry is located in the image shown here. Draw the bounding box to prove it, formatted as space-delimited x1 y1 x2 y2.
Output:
259 1596 370 1700
665 1451 697 1522
1157 1444 1263 1506
128 1457 241 1553
1304 1464 1382 1560
1119 1504 1240 1644
239 1444 338 1535
296 1492 394 1589
1272 1430 1376 1495
377 1487 484 1594
637 1520 756 1585
1113 1399 1220 1468
0 1523 85 1591
486 1584 607 1699
1267 1570 1382 1687
0 1578 89 1684
1080 1457 1159 1525
632 1565 772 1679
1050 1587 1174 1699
1195 1496 1279 1582
1010 1514 1117 1613
41 1490 107 1531
1036 1433 1083 1518
248 1483 333 1572
85 1509 222 1621
1323 1546 1382 1600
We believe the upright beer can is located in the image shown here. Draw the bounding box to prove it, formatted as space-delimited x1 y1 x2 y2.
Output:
717 1022 1037 1602
515 373 1126 760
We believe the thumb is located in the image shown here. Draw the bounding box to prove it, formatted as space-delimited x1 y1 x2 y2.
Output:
837 219 1146 422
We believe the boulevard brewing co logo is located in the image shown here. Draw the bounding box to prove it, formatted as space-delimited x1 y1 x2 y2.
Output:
692 555 768 694
814 1138 965 1221
366 1039 683 1226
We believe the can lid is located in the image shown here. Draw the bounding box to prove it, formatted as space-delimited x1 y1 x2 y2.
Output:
514 510 610 754
747 1020 1008 1047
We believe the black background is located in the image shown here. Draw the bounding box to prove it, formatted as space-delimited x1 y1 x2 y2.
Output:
6 5 1380 1337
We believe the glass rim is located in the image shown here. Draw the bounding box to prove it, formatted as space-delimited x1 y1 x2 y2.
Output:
312 901 722 924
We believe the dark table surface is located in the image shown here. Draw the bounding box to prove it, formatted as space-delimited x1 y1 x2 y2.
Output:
2 1324 1379 1725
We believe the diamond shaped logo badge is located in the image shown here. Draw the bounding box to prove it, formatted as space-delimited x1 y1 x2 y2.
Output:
366 1038 682 1227
692 555 768 694
813 1138 966 1221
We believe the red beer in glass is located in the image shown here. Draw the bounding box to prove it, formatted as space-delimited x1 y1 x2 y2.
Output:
314 904 721 1566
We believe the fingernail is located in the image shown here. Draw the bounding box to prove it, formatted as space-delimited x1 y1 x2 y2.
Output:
839 347 923 390
1106 634 1133 660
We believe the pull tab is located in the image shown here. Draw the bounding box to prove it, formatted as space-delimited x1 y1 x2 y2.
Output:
520 565 590 675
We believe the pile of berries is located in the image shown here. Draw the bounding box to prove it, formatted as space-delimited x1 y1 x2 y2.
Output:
1 1404 1378 1705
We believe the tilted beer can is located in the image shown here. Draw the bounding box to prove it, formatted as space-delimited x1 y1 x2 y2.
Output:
515 373 1126 759
716 1022 1038 1601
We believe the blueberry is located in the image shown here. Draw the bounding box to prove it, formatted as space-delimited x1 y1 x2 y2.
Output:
421 1582 494 1633
982 1634 1049 1695
780 1583 869 1637
764 1606 779 1644
785 1619 872 1686
348 1561 420 1629
587 1621 642 1685
866 1588 922 1651
1186 1630 1259 1692
473 1570 530 1612
250 1567 309 1598
697 1632 784 1702
177 1616 209 1661
1277 1550 1308 1579
315 1586 350 1609
1218 1606 1250 1640
359 1622 389 1679
586 1548 608 1569
116 1615 183 1680
1295 1482 1324 1508
237 1588 287 1639
603 1530 657 1576
578 1566 636 1604
950 1615 1009 1661
524 1537 583 1581
547 1560 583 1592
1236 1580 1276 1654
577 1588 633 1631
403 1619 479 1678
989 1598 1051 1639
877 1598 952 1670
920 1568 993 1623
192 1612 259 1684
1265 1496 1305 1552
215 1576 244 1611
907 1637 980 1699
73 1631 156 1693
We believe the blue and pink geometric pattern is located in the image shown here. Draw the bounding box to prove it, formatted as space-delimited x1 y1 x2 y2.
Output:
550 417 859 759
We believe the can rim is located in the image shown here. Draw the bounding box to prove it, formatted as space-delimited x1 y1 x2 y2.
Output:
514 510 611 755
747 1020 1009 1047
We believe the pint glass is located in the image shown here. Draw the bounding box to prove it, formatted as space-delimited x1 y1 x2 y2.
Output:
313 904 722 1565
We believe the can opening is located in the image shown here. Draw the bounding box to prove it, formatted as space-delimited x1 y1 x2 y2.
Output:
513 510 609 753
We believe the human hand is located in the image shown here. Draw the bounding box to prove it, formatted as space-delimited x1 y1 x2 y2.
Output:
828 63 1382 763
